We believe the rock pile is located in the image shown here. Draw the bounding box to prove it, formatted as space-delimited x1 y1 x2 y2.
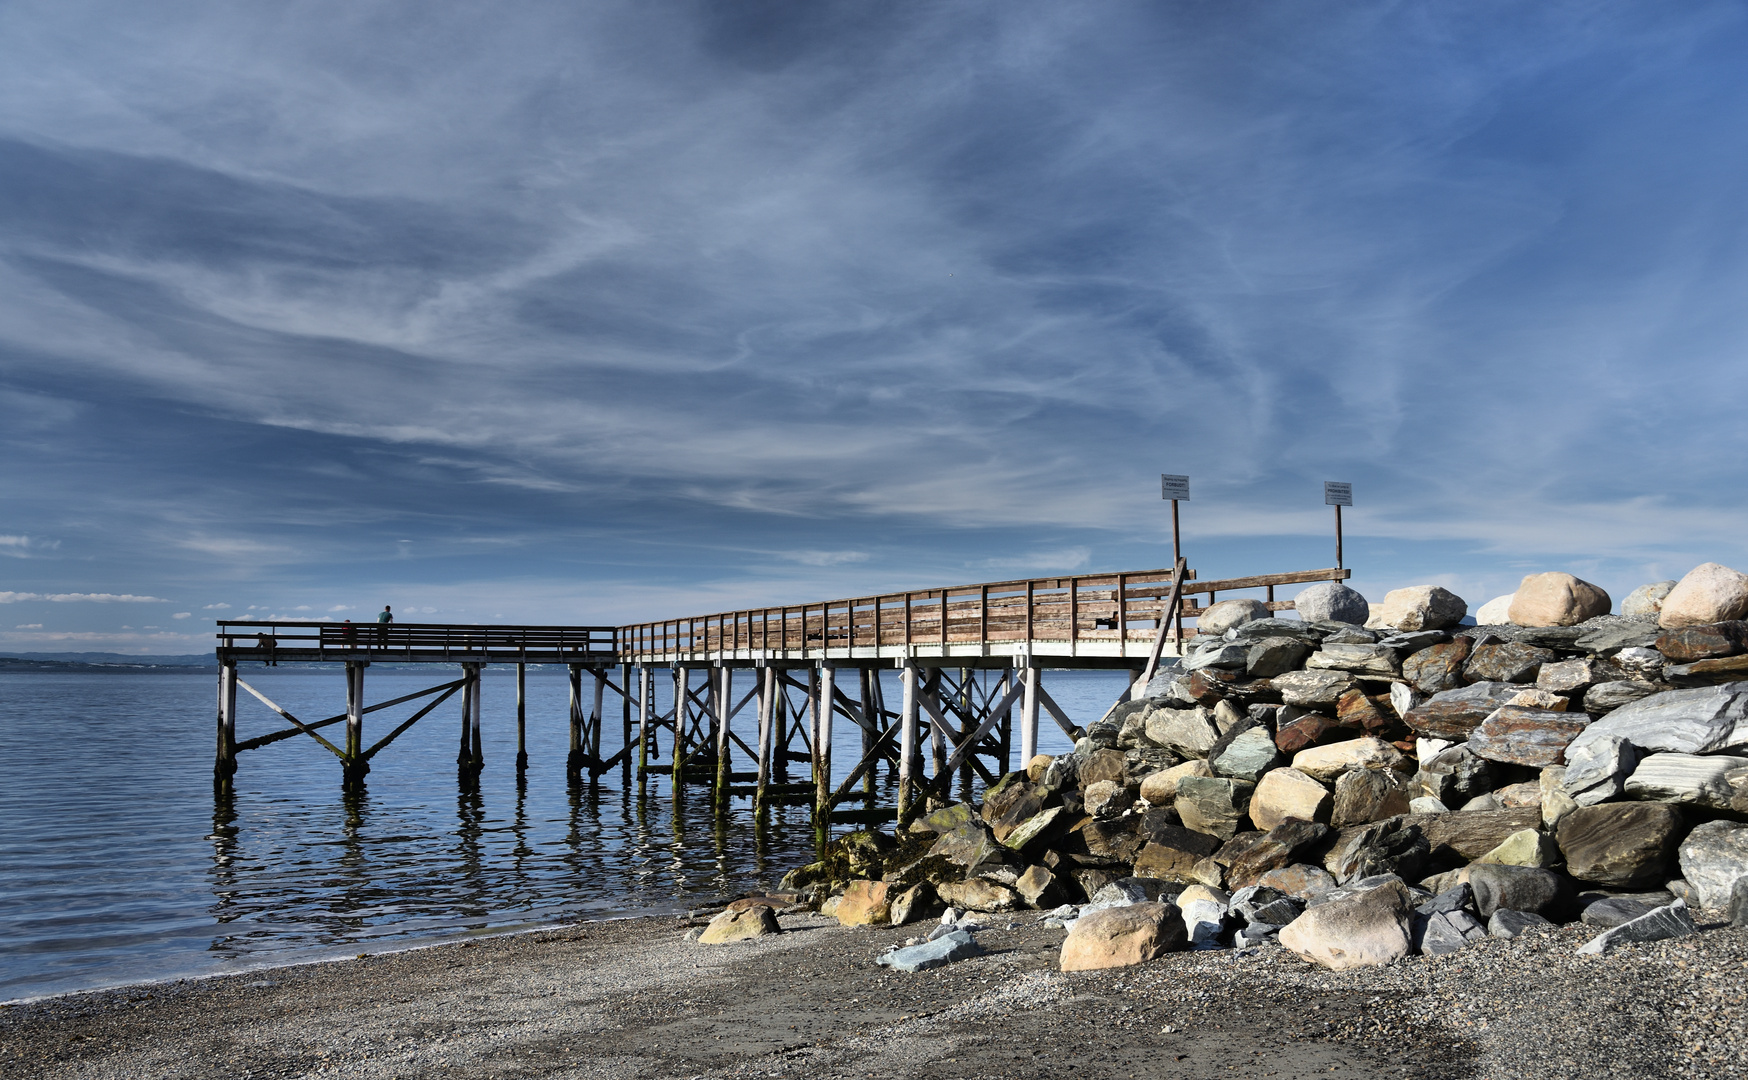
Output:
780 561 1748 972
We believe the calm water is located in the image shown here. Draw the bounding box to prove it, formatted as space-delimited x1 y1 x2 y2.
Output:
0 666 1122 1002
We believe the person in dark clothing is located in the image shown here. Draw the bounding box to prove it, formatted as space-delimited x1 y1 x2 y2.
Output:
376 605 393 648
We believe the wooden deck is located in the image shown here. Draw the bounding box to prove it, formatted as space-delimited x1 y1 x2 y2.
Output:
210 562 1352 833
615 565 1350 666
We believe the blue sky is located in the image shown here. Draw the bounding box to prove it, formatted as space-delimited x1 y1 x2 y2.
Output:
4 1 1748 653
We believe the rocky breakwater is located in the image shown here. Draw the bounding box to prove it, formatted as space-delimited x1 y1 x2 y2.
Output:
771 561 1748 976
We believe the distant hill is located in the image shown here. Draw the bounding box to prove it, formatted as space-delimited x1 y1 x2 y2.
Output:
0 653 216 673
3 651 212 665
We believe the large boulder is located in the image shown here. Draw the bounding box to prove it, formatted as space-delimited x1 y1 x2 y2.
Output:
1508 572 1613 628
1557 803 1687 888
1330 768 1414 828
1464 642 1557 684
1660 563 1748 629
1226 820 1332 888
1468 707 1590 768
1059 901 1189 971
1417 744 1496 806
1305 644 1401 678
1208 726 1283 782
1198 598 1271 636
1294 582 1370 625
835 880 891 926
1144 707 1221 759
1247 637 1314 678
1291 736 1407 783
889 882 946 926
1374 586 1468 632
1410 808 1543 862
1404 681 1527 740
1656 621 1748 663
1173 776 1255 840
1466 864 1569 919
699 904 781 943
1133 826 1223 883
1537 657 1611 696
1249 767 1333 831
1402 639 1473 695
1474 828 1561 869
1624 753 1748 810
929 820 1009 871
1140 759 1212 804
1676 820 1748 909
1271 670 1356 712
1474 594 1515 626
1323 818 1429 882
1562 734 1639 806
1278 879 1416 969
1563 683 1748 761
937 878 1020 912
1622 581 1678 619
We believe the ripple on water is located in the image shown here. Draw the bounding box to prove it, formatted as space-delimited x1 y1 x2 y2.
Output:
0 667 1117 1000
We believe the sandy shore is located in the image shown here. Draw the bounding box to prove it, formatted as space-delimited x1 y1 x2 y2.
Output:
2 910 1743 1080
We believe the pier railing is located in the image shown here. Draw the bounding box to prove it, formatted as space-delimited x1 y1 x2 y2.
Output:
614 566 1349 661
216 621 619 662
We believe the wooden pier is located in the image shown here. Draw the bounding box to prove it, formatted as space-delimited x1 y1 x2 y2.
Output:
212 564 1348 839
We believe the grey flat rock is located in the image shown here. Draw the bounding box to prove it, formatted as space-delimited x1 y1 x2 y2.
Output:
1488 909 1551 939
1565 683 1748 761
1576 899 1696 956
878 929 983 972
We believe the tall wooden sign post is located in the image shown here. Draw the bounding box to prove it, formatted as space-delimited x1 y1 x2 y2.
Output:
1324 481 1353 569
1161 474 1189 642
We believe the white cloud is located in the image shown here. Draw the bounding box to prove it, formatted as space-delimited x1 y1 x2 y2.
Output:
0 592 168 603
0 535 61 558
172 611 192 619
203 602 231 609
781 550 870 567
14 622 42 629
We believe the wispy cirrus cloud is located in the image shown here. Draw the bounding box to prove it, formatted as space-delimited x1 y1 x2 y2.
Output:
2 2 1748 650
0 592 168 603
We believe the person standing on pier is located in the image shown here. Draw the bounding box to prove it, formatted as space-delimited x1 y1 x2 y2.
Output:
376 604 393 649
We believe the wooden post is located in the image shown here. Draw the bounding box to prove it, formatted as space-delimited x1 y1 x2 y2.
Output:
590 668 606 770
859 667 876 798
957 667 973 791
928 670 946 783
813 665 833 845
458 663 474 768
515 662 528 773
214 661 238 784
773 679 790 783
637 665 652 776
714 665 732 813
566 663 584 780
997 667 1013 774
672 666 688 799
755 665 775 815
343 661 370 789
1020 664 1040 767
897 661 919 822
620 661 633 780
1335 503 1344 570
469 663 483 768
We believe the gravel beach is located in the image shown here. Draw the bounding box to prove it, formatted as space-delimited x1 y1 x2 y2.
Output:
3 910 1743 1080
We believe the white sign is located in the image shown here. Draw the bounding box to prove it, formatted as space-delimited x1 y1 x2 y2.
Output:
1324 481 1353 507
1160 474 1190 501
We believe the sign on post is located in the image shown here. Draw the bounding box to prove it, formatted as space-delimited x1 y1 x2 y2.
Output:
1323 481 1353 507
1160 474 1190 501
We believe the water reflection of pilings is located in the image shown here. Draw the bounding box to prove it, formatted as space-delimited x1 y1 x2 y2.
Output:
207 789 240 930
